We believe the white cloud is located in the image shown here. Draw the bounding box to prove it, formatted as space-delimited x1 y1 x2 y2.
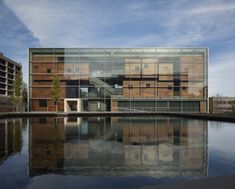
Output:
160 1 235 47
209 52 235 96
3 0 235 96
4 0 235 47
4 0 112 47
190 4 235 14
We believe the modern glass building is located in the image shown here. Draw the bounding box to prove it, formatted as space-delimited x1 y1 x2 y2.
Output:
29 48 208 112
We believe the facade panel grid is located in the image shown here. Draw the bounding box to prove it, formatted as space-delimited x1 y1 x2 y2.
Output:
0 53 21 112
29 48 208 113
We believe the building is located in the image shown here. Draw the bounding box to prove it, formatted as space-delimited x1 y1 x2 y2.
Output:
209 97 235 114
29 48 208 112
0 119 23 165
0 53 22 112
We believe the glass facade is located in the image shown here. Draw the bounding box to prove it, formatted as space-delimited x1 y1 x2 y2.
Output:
29 48 208 112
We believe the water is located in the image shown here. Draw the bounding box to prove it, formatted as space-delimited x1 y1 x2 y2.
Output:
0 116 235 189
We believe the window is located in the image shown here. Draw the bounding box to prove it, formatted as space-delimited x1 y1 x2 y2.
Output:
0 90 5 95
8 63 14 69
66 87 78 98
135 65 139 71
128 84 133 89
8 69 14 74
0 78 5 83
144 64 148 68
182 86 187 90
146 84 150 88
168 86 172 90
34 66 39 70
184 68 189 72
217 101 226 104
228 101 235 105
75 68 80 73
67 68 72 73
8 74 13 79
39 99 47 107
174 86 180 92
58 57 64 63
47 68 51 73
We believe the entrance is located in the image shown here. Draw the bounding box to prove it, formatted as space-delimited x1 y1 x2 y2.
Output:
64 98 81 112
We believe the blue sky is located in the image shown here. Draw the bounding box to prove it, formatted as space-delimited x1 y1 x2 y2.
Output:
0 0 235 96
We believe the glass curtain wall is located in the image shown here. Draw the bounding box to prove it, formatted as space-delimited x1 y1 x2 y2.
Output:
29 48 208 112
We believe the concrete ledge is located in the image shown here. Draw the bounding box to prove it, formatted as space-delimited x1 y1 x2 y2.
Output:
165 113 235 122
0 112 235 122
137 175 235 189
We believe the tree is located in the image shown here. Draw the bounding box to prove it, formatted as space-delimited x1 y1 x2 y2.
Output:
22 82 28 111
52 75 61 112
11 68 23 112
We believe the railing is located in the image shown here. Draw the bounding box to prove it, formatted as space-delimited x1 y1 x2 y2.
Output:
113 107 200 113
90 77 122 96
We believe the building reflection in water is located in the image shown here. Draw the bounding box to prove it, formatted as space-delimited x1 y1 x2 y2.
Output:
29 117 208 177
0 119 23 164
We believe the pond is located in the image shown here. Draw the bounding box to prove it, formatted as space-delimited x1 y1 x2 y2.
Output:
0 116 235 189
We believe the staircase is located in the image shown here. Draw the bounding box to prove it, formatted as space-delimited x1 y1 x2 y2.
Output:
90 77 121 97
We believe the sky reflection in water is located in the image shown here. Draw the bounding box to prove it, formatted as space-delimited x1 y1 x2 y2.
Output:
0 117 235 189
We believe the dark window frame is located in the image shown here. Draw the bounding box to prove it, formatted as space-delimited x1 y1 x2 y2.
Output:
168 86 172 90
34 66 39 70
47 68 52 73
39 99 47 107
